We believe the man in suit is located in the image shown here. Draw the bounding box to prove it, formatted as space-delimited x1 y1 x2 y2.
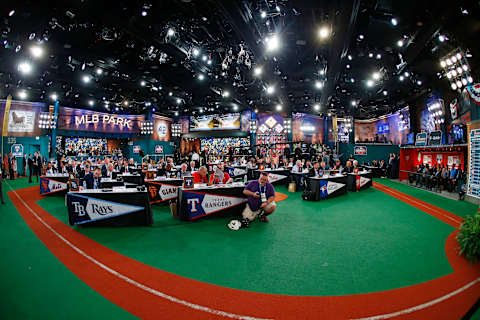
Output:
104 163 117 179
187 160 196 172
84 168 102 189
28 154 34 183
308 162 322 177
344 160 354 173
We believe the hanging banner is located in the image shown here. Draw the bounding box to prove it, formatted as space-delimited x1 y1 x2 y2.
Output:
415 132 427 146
465 83 480 106
428 130 442 145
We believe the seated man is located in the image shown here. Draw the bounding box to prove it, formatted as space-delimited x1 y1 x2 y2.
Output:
104 163 117 179
343 160 354 173
188 160 196 172
83 168 102 189
291 160 304 173
177 163 190 178
241 172 276 227
308 162 322 177
319 161 329 171
192 166 209 184
209 163 232 184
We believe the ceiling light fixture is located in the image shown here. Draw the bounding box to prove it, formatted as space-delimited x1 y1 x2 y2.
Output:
276 104 282 111
397 40 404 47
192 48 200 56
391 18 398 26
266 85 275 94
50 93 58 101
96 68 103 75
265 34 280 52
222 91 230 98
197 74 205 80
254 67 262 76
88 100 94 106
366 80 374 87
314 104 320 111
261 11 267 18
18 90 27 100
82 75 91 83
167 28 175 36
30 46 43 58
318 26 330 39
315 81 323 89
18 62 32 74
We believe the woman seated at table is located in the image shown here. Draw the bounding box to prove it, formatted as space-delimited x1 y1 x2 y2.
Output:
209 163 233 185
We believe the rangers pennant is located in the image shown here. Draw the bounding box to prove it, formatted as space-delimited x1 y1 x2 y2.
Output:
40 177 68 195
184 192 247 219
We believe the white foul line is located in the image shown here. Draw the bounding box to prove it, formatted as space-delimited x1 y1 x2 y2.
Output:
7 183 272 320
351 277 480 320
374 184 463 225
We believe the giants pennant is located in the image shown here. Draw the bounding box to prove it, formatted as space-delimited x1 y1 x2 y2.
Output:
68 194 144 225
183 191 247 220
40 177 68 195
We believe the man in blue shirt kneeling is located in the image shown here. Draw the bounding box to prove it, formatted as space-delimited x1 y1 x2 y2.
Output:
241 172 276 228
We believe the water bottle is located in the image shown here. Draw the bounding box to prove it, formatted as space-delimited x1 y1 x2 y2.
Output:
244 174 247 184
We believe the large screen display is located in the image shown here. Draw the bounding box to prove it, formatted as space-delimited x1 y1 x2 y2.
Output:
292 113 325 143
0 99 43 137
189 113 240 131
355 107 410 144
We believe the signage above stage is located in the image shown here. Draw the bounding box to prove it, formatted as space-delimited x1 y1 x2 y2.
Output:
57 107 145 134
415 132 427 146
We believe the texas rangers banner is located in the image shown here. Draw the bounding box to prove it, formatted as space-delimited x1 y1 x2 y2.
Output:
67 193 144 225
182 191 247 220
40 177 68 196
144 179 182 204
319 180 346 199
465 83 480 106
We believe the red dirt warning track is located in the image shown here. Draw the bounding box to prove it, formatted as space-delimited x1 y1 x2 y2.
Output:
7 184 480 320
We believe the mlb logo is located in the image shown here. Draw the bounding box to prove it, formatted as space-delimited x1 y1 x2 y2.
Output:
157 123 167 137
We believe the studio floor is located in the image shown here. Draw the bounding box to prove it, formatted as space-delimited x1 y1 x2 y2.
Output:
1 177 479 320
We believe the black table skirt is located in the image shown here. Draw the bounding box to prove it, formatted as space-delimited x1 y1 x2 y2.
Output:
66 190 152 226
144 179 184 205
120 174 143 186
346 172 373 192
308 176 348 200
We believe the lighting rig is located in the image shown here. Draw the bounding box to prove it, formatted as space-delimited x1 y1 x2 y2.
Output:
172 124 182 137
284 118 292 134
427 100 445 125
38 112 57 129
249 120 258 134
440 49 473 91
140 120 154 135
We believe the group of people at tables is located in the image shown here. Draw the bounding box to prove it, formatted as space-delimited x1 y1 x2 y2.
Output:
410 163 466 199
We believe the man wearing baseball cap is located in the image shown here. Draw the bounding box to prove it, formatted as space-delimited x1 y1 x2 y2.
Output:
241 172 276 227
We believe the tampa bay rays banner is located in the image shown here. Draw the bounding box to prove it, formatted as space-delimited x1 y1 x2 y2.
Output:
40 177 68 196
319 180 346 199
144 180 181 204
67 193 144 225
356 175 372 191
183 191 247 220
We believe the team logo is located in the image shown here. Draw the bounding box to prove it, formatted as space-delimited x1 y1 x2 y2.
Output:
41 180 49 192
184 192 247 219
149 185 158 199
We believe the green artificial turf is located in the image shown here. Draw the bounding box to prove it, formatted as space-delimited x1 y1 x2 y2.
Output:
38 181 455 296
0 178 136 320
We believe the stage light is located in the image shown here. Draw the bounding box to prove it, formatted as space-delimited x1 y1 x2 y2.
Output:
376 54 381 59
8 10 15 16
265 34 280 52
456 67 462 74
447 72 452 79
367 80 374 87
399 75 404 81
141 10 147 16
456 53 462 60
167 28 175 36
233 104 238 111
347 55 352 60
88 100 94 106
440 60 446 68
417 80 422 85
404 72 410 77
276 6 280 12
152 107 156 112
169 92 173 96
82 75 91 83
318 27 330 39
315 81 323 89
254 66 262 76
261 11 267 18
30 46 43 58
391 18 398 26
222 91 230 98
462 64 468 71
176 98 182 104
451 70 457 77
266 85 275 94
314 104 320 111
383 90 388 96
358 34 364 40
438 34 445 42
368 53 373 58
276 104 282 111
350 78 355 83
462 78 468 86
192 48 200 56
175 111 179 116
115 107 119 111
456 80 462 88
50 93 58 101
446 58 452 65
207 59 212 65
351 100 357 106
96 68 103 75
197 74 205 80
123 100 129 106
140 80 146 86
451 83 457 90
145 102 151 106
346 64 350 69
397 40 404 47
468 76 473 83
372 72 381 80
17 90 27 100
18 62 32 74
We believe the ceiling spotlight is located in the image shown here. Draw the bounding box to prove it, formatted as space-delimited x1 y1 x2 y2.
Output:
351 100 357 106
82 75 91 83
141 10 147 16
462 78 468 86
96 68 103 75
462 64 468 71
315 81 323 89
207 59 212 65
140 80 146 86
276 104 282 111
254 108 259 113
18 62 32 74
457 67 463 74
197 74 205 80
222 91 230 98
346 64 351 69
417 80 422 86
318 26 330 39
145 102 151 106
347 55 353 60
376 54 381 59
440 60 446 68
368 53 373 58
468 76 474 83
358 34 364 40
350 78 355 83
276 6 280 12
447 72 452 79
254 66 262 76
30 46 43 58
233 104 238 111
265 34 280 52
167 28 175 36
314 104 320 111
266 85 275 94
367 80 374 87
456 80 462 88
202 55 207 61
169 92 173 96
451 83 457 90
17 90 27 100
192 48 200 56
8 10 15 16
456 53 462 60
50 93 58 101
88 100 94 106
391 18 398 26
446 58 452 65
123 100 129 106
175 111 179 116
383 90 388 96
261 11 267 18
176 98 182 104
397 40 404 47
372 72 381 80
451 70 457 77
115 107 119 111
404 72 410 77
